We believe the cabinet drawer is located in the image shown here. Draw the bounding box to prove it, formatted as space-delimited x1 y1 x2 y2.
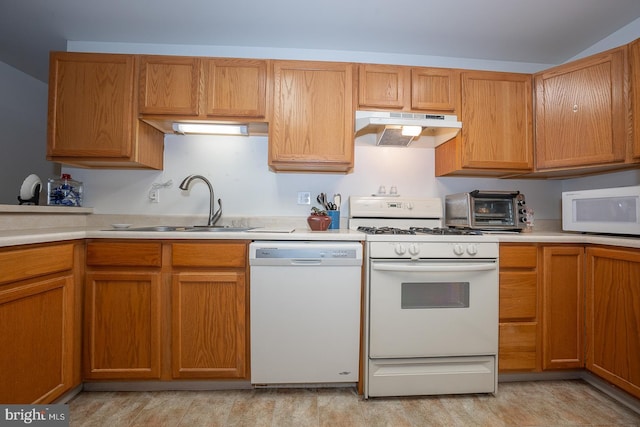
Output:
172 243 247 268
500 245 537 268
499 271 537 321
86 242 162 267
0 244 74 285
499 322 537 371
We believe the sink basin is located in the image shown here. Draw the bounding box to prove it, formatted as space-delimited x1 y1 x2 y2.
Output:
186 226 254 232
109 225 253 232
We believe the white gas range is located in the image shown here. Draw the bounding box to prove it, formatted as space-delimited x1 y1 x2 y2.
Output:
349 196 499 398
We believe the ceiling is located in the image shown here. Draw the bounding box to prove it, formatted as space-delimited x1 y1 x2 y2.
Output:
3 0 640 83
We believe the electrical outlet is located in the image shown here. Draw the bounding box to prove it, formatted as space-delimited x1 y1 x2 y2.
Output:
297 191 311 205
149 188 160 203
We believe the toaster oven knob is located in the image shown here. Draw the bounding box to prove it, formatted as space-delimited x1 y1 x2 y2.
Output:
394 244 407 255
466 244 478 256
408 244 420 256
453 244 465 256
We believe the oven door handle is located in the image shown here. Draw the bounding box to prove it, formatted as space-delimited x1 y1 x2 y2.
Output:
371 262 497 272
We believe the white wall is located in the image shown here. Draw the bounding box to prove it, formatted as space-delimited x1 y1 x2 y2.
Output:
65 134 560 220
0 61 58 205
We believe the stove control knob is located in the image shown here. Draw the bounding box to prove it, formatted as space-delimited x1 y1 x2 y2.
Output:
466 244 478 256
409 244 420 256
453 244 465 256
395 244 407 255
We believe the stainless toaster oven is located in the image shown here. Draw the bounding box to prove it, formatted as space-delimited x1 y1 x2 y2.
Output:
445 190 527 231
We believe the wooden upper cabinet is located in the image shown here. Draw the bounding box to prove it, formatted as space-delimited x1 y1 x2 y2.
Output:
270 60 355 173
204 58 267 118
436 71 534 176
358 64 408 109
138 55 267 120
48 52 164 169
139 55 201 116
629 39 640 160
411 67 459 113
358 64 459 114
535 46 628 170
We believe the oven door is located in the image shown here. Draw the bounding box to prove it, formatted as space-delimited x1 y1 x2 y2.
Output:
368 259 498 358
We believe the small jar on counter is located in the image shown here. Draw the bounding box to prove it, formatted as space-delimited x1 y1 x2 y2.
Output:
47 174 83 206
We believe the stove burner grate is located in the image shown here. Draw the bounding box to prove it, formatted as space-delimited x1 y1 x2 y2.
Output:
357 226 416 235
357 226 483 235
410 227 484 236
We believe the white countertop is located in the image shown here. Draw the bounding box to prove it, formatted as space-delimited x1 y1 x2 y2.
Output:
1 226 639 249
0 226 366 247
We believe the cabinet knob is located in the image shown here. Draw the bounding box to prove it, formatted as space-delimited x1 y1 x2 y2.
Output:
572 104 579 112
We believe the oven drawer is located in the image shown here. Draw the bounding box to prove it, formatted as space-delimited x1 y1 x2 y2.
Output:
368 356 497 397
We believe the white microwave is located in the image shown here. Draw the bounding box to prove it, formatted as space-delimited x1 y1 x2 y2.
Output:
562 185 640 236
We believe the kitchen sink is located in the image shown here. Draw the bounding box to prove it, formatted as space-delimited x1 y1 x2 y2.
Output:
186 226 254 232
109 225 254 232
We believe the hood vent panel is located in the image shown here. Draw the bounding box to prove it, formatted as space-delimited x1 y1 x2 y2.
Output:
355 110 462 147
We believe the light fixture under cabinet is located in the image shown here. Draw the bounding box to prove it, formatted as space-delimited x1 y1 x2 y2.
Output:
172 123 249 136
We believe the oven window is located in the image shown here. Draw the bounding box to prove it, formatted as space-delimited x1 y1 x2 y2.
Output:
401 282 470 309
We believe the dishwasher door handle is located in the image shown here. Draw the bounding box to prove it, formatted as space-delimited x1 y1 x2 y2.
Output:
372 262 497 272
290 259 323 265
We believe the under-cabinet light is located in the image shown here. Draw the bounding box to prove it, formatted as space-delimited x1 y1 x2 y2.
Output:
401 125 423 137
172 123 249 136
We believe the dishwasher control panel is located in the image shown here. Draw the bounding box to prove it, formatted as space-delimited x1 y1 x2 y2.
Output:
249 241 363 266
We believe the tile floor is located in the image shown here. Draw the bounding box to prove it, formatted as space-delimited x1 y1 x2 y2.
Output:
68 380 640 427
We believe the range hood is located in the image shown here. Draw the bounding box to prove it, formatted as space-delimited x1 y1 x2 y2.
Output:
355 110 462 147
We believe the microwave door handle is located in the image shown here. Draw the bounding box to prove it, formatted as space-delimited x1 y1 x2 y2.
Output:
372 262 497 273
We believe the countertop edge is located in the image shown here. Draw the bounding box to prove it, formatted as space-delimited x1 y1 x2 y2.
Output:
1 229 639 249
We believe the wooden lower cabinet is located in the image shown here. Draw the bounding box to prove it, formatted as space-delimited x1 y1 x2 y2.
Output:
498 244 540 372
84 271 162 379
541 246 585 370
0 242 81 404
84 241 163 380
171 242 248 379
83 240 248 381
172 271 246 378
586 246 640 399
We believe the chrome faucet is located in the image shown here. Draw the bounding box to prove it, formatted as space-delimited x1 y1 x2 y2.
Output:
178 174 222 226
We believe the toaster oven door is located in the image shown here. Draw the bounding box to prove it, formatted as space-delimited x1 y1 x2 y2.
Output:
471 197 518 228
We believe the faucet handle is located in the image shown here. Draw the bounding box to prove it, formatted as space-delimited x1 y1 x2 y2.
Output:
210 198 222 225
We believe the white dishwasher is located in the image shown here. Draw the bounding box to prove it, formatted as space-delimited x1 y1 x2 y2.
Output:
249 241 362 385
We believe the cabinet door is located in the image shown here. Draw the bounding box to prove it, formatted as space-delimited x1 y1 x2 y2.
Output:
47 52 164 169
460 71 534 171
84 272 162 379
48 52 136 158
204 58 267 118
411 67 460 113
358 64 407 109
139 55 201 115
535 47 627 169
270 61 355 173
629 39 640 160
172 271 246 378
0 275 74 403
542 246 584 370
586 247 640 399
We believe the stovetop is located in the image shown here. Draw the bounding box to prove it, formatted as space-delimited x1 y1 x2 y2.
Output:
357 226 483 236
